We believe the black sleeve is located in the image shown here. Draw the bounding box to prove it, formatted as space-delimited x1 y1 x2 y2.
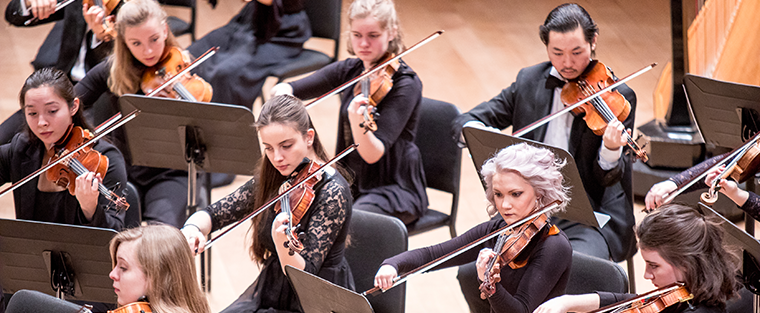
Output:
451 81 518 143
202 178 255 232
382 220 498 274
669 153 727 192
487 234 572 313
5 0 64 26
300 177 351 273
74 61 113 110
0 139 16 185
597 291 637 308
591 82 637 187
370 67 422 152
83 140 127 230
289 59 359 100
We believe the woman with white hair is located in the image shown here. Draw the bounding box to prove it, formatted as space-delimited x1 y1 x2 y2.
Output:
373 143 572 313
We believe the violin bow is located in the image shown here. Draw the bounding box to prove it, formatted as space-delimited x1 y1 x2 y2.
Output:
24 0 75 25
654 130 760 210
145 47 218 97
512 62 657 137
204 144 358 250
303 30 444 110
0 110 139 199
362 201 561 296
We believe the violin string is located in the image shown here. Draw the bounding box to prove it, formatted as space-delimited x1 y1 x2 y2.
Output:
68 158 112 197
581 83 639 148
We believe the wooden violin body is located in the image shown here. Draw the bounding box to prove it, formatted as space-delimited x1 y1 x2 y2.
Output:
701 138 760 205
560 60 648 162
45 125 129 212
590 283 693 313
352 53 400 133
479 213 549 299
108 301 151 313
141 47 213 102
83 0 124 41
274 160 323 255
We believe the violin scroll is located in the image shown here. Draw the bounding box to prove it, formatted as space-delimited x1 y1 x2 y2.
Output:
108 301 152 313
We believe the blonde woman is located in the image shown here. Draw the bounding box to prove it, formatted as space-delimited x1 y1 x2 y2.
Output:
109 224 210 313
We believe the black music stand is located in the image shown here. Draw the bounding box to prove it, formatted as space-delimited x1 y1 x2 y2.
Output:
684 74 760 235
285 266 374 313
462 126 601 228
0 218 118 303
118 95 261 291
699 203 760 296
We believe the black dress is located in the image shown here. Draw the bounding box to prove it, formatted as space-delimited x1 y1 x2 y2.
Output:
188 0 310 109
289 58 429 225
75 61 194 228
201 165 354 312
382 218 572 313
598 292 725 313
0 132 127 230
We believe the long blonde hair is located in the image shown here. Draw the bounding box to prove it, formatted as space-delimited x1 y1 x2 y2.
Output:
108 0 179 96
109 225 210 313
346 0 404 56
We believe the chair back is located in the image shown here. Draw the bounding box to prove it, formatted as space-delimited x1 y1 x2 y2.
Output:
345 210 408 313
302 0 342 61
123 182 142 229
565 251 628 294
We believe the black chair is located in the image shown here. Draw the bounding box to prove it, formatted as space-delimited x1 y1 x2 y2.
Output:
262 0 342 99
161 0 197 41
565 251 628 295
6 290 86 313
123 182 142 229
344 210 407 313
407 98 462 238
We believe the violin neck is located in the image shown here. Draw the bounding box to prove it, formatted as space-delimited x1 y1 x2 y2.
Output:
67 158 111 198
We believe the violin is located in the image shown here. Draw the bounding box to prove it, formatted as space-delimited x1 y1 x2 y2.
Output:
46 125 130 212
352 53 400 133
203 144 358 250
700 136 760 205
82 0 125 41
108 301 151 313
362 201 562 296
479 212 549 299
274 159 323 256
560 60 648 162
590 283 693 313
141 46 213 102
649 130 760 212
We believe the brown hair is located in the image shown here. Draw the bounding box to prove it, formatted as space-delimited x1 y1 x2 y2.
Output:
637 204 741 308
247 95 333 262
109 224 210 313
346 0 404 57
19 68 93 144
108 0 179 96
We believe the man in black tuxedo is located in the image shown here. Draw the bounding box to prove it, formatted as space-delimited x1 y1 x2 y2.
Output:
451 4 637 312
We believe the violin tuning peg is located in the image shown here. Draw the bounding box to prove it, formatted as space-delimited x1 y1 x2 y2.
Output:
297 232 306 241
288 250 295 256
283 241 290 249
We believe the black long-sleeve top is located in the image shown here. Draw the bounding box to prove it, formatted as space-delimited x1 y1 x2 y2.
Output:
289 58 429 221
0 132 126 230
382 218 572 313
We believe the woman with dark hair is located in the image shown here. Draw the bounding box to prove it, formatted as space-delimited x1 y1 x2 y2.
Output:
0 67 127 230
271 0 428 226
181 95 354 312
534 203 742 313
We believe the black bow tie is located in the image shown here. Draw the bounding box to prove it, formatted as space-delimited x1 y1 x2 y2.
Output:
545 75 566 89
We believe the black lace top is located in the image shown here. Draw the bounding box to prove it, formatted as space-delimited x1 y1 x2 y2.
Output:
201 166 355 312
